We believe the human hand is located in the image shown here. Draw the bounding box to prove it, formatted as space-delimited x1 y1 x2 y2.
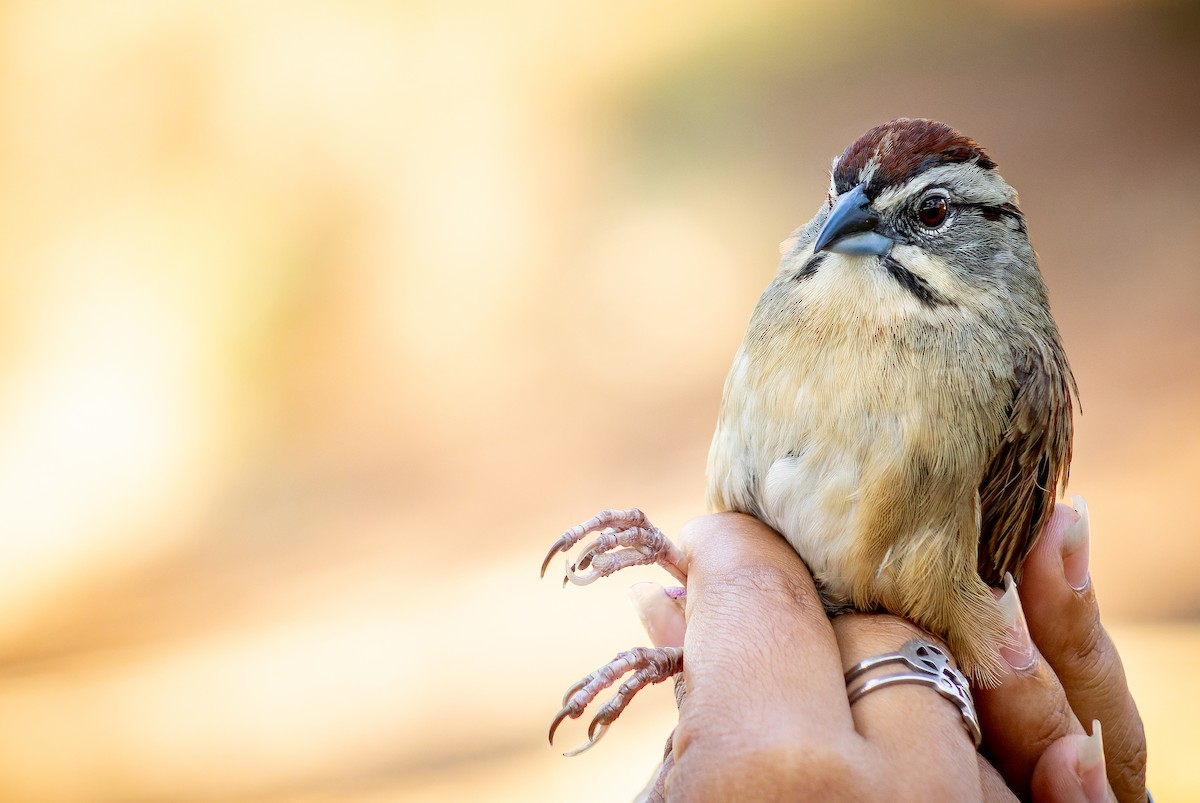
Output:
631 508 1146 801
973 497 1147 802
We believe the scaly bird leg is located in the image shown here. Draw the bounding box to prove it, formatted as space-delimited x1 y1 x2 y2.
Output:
540 508 688 586
548 646 684 756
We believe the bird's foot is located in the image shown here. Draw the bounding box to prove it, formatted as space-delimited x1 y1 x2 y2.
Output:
549 645 684 756
540 508 688 586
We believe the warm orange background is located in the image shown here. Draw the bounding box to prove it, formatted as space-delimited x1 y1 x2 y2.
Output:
0 1 1196 800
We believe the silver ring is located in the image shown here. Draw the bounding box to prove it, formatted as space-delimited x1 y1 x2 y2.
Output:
844 639 982 748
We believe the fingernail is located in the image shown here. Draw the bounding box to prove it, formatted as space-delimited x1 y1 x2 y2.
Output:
1077 719 1107 803
997 572 1037 672
629 582 685 648
630 581 666 634
1062 495 1091 592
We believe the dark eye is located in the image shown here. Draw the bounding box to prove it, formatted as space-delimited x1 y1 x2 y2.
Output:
917 196 949 228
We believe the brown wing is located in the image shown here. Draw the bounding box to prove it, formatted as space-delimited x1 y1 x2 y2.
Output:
977 336 1077 587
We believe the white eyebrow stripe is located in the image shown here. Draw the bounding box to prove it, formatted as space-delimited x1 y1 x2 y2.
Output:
858 153 881 187
874 162 1016 211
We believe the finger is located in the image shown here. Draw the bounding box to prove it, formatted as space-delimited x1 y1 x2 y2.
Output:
980 756 1019 803
677 513 851 736
630 582 686 648
668 513 857 799
1030 723 1114 803
833 614 983 798
973 575 1086 799
1020 498 1147 801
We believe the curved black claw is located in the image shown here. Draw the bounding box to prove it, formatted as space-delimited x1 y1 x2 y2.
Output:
548 704 573 746
545 520 689 587
540 509 672 585
547 646 684 758
540 536 571 578
547 705 611 757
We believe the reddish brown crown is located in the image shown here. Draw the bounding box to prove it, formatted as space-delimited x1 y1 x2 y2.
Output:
833 119 996 197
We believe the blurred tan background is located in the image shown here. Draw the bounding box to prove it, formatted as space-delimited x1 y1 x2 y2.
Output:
0 0 1197 800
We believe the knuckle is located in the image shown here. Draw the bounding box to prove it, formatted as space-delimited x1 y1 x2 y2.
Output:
1024 695 1075 756
1064 611 1108 677
674 708 870 800
711 563 820 616
1060 619 1131 705
728 741 865 800
1108 715 1149 801
1113 749 1149 802
779 744 861 799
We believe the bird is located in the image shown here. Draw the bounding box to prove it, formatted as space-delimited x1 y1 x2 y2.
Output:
541 118 1077 754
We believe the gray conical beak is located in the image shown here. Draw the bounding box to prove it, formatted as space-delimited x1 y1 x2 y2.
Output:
813 183 893 256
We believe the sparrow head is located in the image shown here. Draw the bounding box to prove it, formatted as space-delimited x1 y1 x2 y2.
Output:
788 119 1045 312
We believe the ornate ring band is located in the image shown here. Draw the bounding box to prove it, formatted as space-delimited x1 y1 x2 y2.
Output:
844 639 982 748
